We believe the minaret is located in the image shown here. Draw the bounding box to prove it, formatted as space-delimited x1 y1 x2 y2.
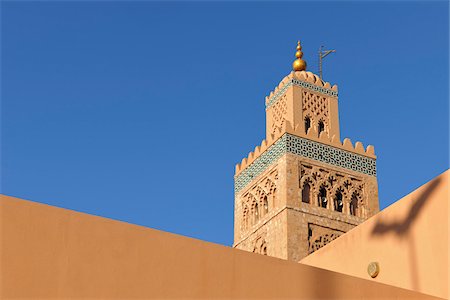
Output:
233 41 379 262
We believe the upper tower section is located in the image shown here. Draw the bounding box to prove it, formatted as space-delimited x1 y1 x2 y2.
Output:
233 41 379 261
265 41 340 142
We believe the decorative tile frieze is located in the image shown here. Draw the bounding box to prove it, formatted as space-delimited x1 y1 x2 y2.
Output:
266 79 338 109
234 136 287 194
235 133 376 194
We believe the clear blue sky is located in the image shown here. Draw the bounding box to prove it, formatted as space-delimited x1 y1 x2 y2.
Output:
2 1 448 246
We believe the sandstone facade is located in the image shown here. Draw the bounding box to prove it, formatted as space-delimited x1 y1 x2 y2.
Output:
233 70 379 261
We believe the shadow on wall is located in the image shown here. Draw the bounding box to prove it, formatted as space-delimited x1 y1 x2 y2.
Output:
370 177 440 238
370 176 441 292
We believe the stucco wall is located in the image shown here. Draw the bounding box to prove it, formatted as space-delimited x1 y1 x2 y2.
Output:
0 194 441 299
301 170 449 299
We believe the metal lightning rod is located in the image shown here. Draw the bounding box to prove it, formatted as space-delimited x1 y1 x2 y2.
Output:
319 45 336 80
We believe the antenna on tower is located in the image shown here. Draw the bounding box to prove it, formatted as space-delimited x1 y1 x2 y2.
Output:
318 45 336 79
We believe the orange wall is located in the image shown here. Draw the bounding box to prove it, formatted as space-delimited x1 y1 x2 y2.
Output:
301 170 449 299
0 194 441 299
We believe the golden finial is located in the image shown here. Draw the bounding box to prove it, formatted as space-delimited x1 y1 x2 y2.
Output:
292 40 307 71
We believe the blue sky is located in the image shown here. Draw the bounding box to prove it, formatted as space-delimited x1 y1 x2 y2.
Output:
2 1 448 246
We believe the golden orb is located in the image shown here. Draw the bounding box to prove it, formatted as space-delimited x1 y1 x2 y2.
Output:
292 40 307 71
293 59 306 71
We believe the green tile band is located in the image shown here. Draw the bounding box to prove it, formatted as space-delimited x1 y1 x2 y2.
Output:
234 133 376 194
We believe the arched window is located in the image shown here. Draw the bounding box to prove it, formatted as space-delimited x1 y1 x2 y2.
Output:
305 116 311 134
334 191 343 212
302 182 311 203
253 203 259 223
319 187 327 208
350 193 358 216
318 120 325 137
263 196 269 214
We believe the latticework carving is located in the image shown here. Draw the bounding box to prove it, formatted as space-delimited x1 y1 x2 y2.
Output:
302 91 328 120
299 163 366 217
308 224 343 254
309 233 341 253
270 94 288 134
302 91 329 136
240 169 278 233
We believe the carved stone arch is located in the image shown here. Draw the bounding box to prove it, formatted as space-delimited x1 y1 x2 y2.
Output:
300 175 315 204
331 185 346 212
263 177 277 209
317 117 327 137
256 187 269 216
316 179 331 208
304 113 313 134
331 183 347 196
348 188 364 217
315 179 331 194
348 188 364 201
300 174 315 189
249 194 259 225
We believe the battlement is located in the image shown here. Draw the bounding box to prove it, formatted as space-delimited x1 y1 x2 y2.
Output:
235 120 376 177
265 71 338 109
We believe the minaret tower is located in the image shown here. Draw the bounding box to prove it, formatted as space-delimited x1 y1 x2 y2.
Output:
233 41 379 262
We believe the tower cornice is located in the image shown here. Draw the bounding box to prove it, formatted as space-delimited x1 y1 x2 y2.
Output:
265 71 338 109
234 120 376 194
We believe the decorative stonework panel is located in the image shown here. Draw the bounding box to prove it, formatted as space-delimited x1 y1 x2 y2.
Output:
266 79 338 109
235 133 376 193
302 91 328 120
270 94 288 134
308 224 344 254
285 135 376 176
240 169 278 233
302 91 329 136
299 163 366 217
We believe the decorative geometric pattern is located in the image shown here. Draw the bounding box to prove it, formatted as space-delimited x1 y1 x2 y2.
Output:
308 223 344 254
266 79 338 109
270 94 288 134
241 169 277 233
303 91 328 118
235 136 287 194
299 163 366 217
308 232 342 254
235 133 376 194
285 135 377 176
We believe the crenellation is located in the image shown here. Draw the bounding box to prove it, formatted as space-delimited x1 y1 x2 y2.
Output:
235 121 377 178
